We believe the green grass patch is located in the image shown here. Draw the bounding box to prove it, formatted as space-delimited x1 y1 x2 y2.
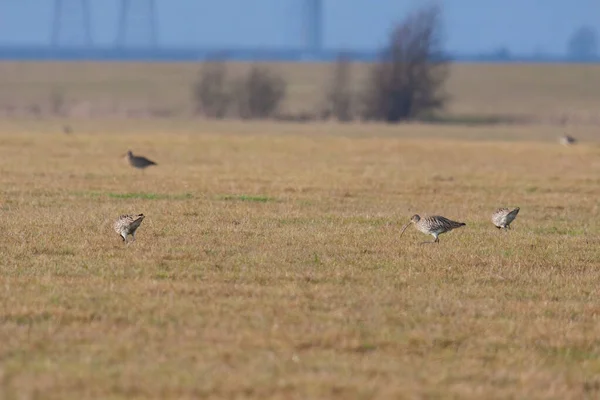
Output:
108 192 193 200
218 194 276 203
539 345 600 363
70 191 193 200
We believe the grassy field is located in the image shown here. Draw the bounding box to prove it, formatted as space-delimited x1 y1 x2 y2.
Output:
1 116 600 398
1 62 600 123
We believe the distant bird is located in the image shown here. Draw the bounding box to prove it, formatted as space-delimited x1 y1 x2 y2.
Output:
113 213 145 243
400 214 466 244
559 134 576 146
63 125 72 135
125 150 157 170
491 207 520 230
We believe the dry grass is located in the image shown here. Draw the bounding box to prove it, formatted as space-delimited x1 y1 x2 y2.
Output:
1 62 600 122
1 119 600 399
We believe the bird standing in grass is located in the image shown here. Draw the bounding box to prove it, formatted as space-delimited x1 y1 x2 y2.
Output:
125 150 157 170
491 207 520 230
559 134 576 146
400 214 466 244
114 214 145 244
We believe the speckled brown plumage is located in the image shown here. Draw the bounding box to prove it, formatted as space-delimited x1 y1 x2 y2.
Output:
400 214 466 243
491 207 520 230
114 213 145 243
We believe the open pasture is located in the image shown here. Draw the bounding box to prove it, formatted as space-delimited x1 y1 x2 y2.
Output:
1 119 600 398
1 62 600 123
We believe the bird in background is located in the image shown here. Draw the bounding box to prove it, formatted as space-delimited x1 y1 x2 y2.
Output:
559 134 576 146
400 214 466 244
125 150 157 170
491 207 520 230
113 213 145 244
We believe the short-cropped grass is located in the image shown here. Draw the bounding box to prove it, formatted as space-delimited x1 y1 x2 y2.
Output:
0 120 599 399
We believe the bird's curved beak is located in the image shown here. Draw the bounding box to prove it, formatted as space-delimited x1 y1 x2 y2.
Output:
399 222 411 238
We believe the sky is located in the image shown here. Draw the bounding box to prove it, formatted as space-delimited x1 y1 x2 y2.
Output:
0 0 597 55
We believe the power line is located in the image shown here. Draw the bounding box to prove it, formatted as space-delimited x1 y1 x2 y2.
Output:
304 0 323 53
50 0 158 48
116 0 159 48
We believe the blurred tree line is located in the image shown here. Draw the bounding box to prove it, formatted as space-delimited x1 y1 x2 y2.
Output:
192 4 449 123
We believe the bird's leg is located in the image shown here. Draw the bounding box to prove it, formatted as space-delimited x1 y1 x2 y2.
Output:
420 234 438 245
434 237 440 243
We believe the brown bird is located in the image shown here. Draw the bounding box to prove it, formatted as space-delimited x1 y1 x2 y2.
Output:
400 214 466 244
491 207 520 230
113 214 145 243
125 150 157 170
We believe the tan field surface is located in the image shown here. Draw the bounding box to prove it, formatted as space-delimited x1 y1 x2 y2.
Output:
0 62 600 399
0 62 599 123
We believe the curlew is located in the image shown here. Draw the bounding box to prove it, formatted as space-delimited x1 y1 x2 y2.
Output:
491 207 520 230
559 134 576 146
400 214 466 244
113 213 145 244
125 150 157 170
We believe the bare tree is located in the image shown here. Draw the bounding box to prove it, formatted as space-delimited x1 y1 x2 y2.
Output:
324 54 353 122
233 65 286 119
361 4 449 122
192 59 231 118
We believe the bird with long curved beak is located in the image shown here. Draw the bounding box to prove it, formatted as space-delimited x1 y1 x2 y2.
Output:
400 214 466 244
122 150 157 171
